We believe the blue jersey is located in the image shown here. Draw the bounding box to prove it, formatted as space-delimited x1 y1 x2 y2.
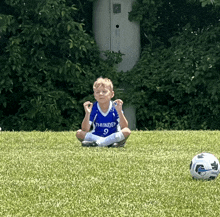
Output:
89 101 121 137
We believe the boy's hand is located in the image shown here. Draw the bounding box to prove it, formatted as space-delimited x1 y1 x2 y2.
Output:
83 101 93 114
113 99 123 113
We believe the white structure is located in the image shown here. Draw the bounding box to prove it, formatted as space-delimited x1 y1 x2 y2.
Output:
93 0 140 72
93 0 140 129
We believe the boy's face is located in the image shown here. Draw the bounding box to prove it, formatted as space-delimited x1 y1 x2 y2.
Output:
94 86 114 104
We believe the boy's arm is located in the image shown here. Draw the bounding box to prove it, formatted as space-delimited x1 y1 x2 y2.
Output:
81 101 93 132
117 110 128 129
113 99 128 129
81 113 91 132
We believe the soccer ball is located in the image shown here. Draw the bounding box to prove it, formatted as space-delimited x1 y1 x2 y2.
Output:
190 153 220 180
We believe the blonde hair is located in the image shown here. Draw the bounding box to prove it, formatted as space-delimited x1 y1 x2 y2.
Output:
93 77 113 91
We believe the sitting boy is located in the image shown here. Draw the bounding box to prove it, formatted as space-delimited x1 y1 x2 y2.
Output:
76 77 131 147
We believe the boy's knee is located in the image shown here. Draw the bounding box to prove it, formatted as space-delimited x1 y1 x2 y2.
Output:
122 127 131 138
76 129 86 141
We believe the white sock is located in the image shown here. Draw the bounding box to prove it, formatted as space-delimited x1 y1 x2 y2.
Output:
97 131 125 147
84 132 102 142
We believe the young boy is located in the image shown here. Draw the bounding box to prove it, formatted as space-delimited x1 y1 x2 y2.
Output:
76 77 131 147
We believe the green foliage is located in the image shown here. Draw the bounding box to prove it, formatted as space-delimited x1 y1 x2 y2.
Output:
123 22 220 130
187 0 220 6
122 0 220 130
199 0 219 7
0 0 120 131
129 0 220 48
2 0 220 130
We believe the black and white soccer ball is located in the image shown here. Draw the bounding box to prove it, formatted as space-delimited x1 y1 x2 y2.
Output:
190 153 220 180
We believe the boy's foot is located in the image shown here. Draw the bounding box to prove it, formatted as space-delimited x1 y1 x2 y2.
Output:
82 141 98 147
108 141 126 148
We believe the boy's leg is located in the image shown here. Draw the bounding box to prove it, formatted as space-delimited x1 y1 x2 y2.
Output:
76 130 105 147
108 128 131 147
97 127 131 147
76 130 102 142
76 128 131 147
76 129 87 142
121 127 131 138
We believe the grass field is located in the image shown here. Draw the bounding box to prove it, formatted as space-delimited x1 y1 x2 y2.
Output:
1 131 220 216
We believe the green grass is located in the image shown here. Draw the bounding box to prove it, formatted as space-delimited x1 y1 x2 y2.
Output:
1 131 220 216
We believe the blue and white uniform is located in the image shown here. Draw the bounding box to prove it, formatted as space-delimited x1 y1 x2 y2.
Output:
89 101 121 137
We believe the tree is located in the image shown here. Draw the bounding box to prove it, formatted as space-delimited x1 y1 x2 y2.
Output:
123 0 220 130
129 0 220 49
0 0 120 130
